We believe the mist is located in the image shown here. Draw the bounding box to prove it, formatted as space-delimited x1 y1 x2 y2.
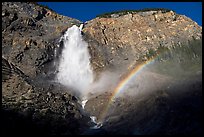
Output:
55 25 122 101
55 25 94 98
108 39 202 99
55 25 202 106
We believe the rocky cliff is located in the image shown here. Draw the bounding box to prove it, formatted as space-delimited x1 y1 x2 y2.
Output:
2 2 88 135
83 9 202 74
82 10 202 135
2 2 81 78
2 2 202 135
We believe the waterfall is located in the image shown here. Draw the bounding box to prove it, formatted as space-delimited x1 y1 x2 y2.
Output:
56 25 93 98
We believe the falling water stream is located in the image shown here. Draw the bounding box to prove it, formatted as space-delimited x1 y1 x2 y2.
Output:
55 25 101 129
56 25 93 97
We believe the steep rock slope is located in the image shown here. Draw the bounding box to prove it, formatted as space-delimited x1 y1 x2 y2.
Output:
2 2 81 78
2 2 89 135
83 10 202 74
82 9 202 135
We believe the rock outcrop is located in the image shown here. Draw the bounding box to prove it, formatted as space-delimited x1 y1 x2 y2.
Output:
2 2 81 78
83 10 202 74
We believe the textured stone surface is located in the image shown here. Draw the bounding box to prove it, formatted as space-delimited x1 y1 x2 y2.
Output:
2 57 90 135
2 2 88 135
83 10 202 73
2 2 81 78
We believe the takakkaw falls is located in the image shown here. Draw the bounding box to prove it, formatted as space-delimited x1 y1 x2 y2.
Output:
55 25 101 129
56 25 94 98
2 2 202 135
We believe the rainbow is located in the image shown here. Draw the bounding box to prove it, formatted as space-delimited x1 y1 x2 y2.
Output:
112 59 155 99
96 57 157 123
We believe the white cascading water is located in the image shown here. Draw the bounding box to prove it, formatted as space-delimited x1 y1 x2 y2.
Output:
56 25 94 98
56 25 103 129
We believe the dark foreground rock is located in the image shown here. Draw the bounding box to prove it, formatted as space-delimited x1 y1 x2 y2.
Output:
2 58 90 135
84 76 202 135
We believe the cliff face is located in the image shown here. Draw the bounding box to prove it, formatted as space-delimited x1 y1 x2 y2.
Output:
2 2 202 135
2 2 81 78
82 10 202 135
84 11 201 47
83 10 202 73
2 2 88 135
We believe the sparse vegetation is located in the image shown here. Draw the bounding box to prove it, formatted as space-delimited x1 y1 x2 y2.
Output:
147 38 202 78
142 45 170 60
96 8 173 18
146 48 157 59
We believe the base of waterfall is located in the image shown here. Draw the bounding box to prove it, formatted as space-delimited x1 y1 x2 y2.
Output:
90 116 103 129
81 74 202 135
